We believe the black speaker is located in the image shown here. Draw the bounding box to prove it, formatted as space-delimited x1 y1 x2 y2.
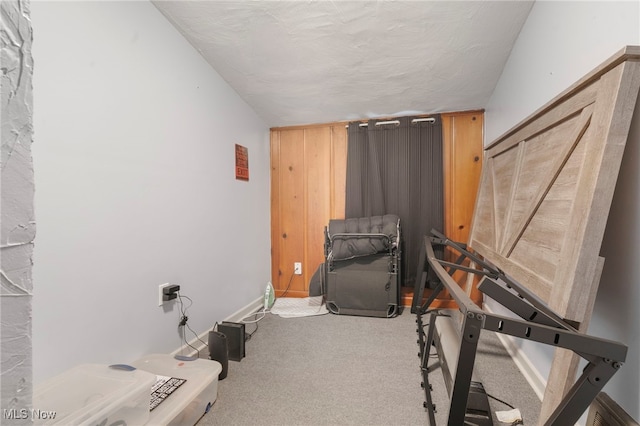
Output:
207 330 228 380
218 322 245 362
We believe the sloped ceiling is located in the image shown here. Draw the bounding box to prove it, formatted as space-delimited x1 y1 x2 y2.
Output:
152 1 534 127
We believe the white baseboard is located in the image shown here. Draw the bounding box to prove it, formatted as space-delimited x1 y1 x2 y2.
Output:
224 297 265 323
493 331 546 401
484 305 546 401
170 297 263 358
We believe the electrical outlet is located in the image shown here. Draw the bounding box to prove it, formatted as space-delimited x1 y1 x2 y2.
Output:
294 262 302 275
158 283 172 306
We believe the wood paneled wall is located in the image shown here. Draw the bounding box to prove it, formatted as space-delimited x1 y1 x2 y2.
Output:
443 112 484 244
442 111 484 304
270 123 347 296
270 112 484 303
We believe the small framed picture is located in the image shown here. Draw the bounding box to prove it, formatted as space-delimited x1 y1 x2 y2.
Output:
235 144 249 181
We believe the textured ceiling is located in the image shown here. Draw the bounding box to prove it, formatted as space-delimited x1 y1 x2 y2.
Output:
153 1 534 127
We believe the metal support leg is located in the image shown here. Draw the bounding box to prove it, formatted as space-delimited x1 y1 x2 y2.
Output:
418 312 438 425
544 358 622 425
447 312 483 425
415 232 628 426
421 312 438 370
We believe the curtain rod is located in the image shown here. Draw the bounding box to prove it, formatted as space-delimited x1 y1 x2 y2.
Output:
346 117 436 128
375 120 400 126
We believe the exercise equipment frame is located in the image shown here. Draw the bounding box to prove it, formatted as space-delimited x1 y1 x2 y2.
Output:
413 229 627 425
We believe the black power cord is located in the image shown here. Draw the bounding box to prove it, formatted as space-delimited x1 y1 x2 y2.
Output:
237 272 295 345
486 393 515 410
176 291 207 357
279 270 295 298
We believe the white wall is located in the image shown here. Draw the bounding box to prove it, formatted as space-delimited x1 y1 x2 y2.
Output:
1 0 34 414
485 1 640 421
31 1 270 383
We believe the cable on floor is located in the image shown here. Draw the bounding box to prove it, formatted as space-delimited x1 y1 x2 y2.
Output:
237 270 298 342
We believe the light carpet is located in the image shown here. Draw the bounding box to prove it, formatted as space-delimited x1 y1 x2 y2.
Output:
199 309 541 425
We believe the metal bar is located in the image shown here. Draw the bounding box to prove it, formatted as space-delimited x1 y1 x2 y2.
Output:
329 232 390 240
411 117 436 124
413 232 464 313
432 228 577 328
419 281 444 315
344 122 369 128
416 313 427 367
418 313 437 425
478 277 573 330
447 313 482 425
493 272 573 329
421 311 441 371
428 229 499 278
425 240 480 315
545 358 621 425
375 120 400 126
452 252 468 267
346 118 437 128
329 233 394 257
415 233 629 426
482 313 627 362
436 260 497 277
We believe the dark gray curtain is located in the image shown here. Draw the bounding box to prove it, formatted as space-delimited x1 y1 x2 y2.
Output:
345 115 443 288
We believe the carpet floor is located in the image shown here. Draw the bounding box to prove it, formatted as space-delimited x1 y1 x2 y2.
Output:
198 308 540 425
